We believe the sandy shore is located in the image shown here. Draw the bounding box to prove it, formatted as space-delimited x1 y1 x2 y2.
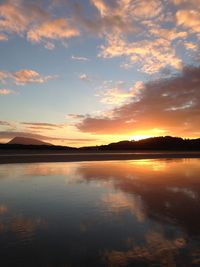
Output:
1 151 200 164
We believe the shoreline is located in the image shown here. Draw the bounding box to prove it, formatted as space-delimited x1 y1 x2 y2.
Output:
1 151 200 164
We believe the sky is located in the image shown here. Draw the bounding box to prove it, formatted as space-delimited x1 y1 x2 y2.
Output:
0 0 200 146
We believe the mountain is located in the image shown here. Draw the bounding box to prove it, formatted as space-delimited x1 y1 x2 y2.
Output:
7 137 52 146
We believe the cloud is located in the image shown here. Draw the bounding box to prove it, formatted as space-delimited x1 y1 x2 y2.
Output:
21 122 66 131
0 33 8 41
0 0 79 48
76 66 200 137
91 0 108 16
14 69 57 85
0 71 11 83
67 114 85 119
176 9 200 34
79 73 91 82
71 55 90 61
130 0 163 19
0 69 56 85
44 42 55 50
90 1 176 74
149 27 188 41
171 0 200 6
90 0 158 34
184 42 198 50
0 121 11 126
70 0 138 38
0 0 47 36
0 120 16 131
0 0 199 73
96 80 144 105
100 87 134 105
27 18 79 44
0 131 96 143
85 0 198 73
100 34 183 74
0 89 14 95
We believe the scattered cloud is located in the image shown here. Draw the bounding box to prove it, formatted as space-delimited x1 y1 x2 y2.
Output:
44 42 55 50
96 80 144 105
0 71 11 84
0 121 11 126
184 42 198 50
100 34 183 74
0 131 96 143
0 0 199 73
0 33 8 41
88 0 199 73
100 87 134 105
13 69 56 85
149 27 188 41
0 69 56 85
21 122 66 131
27 18 79 44
67 114 85 119
79 73 91 82
176 9 200 34
71 55 90 61
0 0 79 49
76 66 200 137
0 0 47 37
0 120 16 131
0 89 14 95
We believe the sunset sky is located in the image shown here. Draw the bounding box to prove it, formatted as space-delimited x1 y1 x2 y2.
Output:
0 0 200 146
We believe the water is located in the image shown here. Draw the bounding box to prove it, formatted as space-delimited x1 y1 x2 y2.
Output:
0 159 200 266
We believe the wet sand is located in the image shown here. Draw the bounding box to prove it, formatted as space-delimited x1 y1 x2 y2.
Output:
1 150 200 164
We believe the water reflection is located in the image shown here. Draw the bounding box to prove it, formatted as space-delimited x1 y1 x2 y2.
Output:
104 230 187 267
0 159 200 266
0 204 7 215
102 192 145 222
76 159 200 235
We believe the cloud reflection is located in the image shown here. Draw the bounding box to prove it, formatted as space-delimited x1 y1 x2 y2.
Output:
75 159 200 235
104 230 187 267
0 159 200 266
102 192 145 222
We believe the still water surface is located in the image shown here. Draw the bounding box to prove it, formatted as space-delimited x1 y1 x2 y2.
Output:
0 159 200 266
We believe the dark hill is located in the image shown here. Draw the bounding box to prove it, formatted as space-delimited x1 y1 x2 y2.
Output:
1 136 200 152
97 136 200 151
8 137 52 146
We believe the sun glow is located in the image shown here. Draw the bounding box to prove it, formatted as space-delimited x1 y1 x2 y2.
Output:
129 128 168 141
129 135 153 141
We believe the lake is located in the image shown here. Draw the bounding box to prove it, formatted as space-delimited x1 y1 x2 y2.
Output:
0 159 200 266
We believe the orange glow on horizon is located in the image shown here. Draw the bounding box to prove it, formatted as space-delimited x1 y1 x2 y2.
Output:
129 135 153 141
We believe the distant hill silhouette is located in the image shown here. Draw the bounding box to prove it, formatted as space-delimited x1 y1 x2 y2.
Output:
96 136 200 151
1 136 200 151
8 137 52 146
0 136 76 151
